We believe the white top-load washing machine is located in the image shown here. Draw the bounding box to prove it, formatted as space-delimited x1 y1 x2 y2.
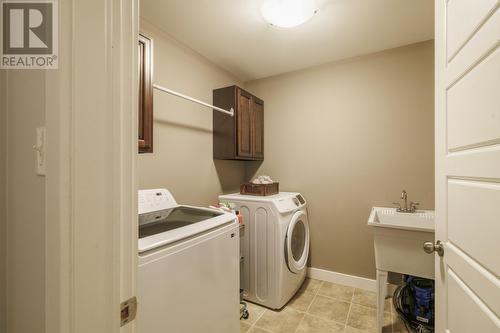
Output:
138 189 240 333
219 192 309 309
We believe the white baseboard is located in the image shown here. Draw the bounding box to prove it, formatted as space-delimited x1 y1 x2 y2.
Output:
307 267 377 292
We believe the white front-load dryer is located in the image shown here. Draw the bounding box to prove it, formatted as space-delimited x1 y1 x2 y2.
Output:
219 192 309 309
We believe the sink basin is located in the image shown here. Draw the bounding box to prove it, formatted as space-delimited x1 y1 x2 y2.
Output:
368 207 435 232
367 206 436 279
368 206 436 333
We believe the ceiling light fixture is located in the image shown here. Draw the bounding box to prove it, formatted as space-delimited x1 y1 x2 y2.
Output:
261 0 318 28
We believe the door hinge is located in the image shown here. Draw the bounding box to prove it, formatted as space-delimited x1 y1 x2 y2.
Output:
120 296 137 327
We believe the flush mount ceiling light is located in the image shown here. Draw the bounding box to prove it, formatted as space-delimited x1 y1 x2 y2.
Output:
261 0 318 28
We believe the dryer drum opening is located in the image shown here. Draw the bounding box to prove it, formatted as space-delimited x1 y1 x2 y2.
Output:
286 211 310 274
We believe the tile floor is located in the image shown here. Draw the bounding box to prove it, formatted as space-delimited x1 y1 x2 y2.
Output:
240 278 410 333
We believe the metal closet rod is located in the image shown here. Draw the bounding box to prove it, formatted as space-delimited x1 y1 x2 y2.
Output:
153 84 234 117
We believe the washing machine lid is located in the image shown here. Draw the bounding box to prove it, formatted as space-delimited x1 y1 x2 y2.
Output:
286 211 310 274
138 205 236 253
138 189 236 253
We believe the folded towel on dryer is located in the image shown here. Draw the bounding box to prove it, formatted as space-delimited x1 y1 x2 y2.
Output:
251 175 274 184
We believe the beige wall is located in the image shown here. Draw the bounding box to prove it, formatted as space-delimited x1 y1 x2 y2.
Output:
138 20 246 206
4 70 46 333
245 41 435 279
0 70 6 333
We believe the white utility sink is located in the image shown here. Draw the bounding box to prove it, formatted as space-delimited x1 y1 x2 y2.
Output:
368 207 435 232
368 207 435 333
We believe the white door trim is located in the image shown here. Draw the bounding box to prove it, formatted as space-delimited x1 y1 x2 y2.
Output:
434 3 446 330
45 0 138 332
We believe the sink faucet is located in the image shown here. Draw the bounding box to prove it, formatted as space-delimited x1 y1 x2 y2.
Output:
401 190 408 212
393 190 419 213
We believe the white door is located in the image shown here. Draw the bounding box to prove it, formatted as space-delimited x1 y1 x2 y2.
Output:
435 1 500 332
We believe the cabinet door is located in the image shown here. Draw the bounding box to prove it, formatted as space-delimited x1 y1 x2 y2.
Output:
237 89 253 158
252 97 264 159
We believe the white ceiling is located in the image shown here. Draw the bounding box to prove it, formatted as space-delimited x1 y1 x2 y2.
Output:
140 0 434 81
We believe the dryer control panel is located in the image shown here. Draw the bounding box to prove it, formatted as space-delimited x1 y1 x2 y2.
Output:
275 194 307 214
296 194 306 205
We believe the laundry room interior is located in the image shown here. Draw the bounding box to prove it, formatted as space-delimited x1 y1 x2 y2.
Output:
136 1 435 333
6 0 499 333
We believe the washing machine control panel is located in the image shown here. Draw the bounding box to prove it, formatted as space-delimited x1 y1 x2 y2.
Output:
138 188 178 214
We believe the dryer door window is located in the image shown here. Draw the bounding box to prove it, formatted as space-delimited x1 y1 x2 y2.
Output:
286 211 309 274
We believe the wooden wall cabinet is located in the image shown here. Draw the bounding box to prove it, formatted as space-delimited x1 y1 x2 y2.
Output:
213 86 264 160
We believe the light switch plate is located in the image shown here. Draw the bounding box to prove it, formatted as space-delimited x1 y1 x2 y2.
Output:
34 127 46 176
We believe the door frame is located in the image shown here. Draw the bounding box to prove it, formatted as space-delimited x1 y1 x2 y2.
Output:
45 0 138 332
